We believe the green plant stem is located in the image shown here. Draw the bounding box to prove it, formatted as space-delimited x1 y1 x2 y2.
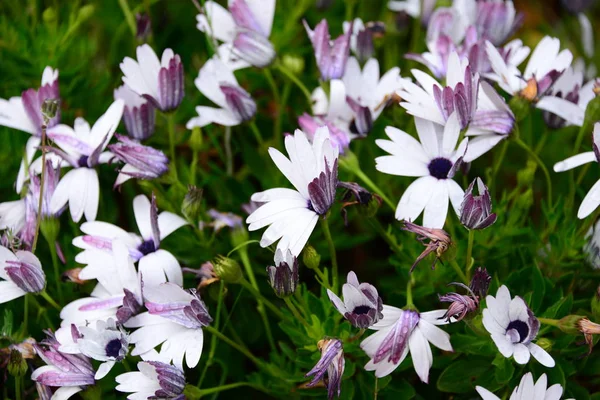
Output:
249 120 264 145
224 126 233 176
275 62 312 106
347 328 366 342
23 294 29 334
311 265 331 289
449 259 469 284
489 139 508 190
40 290 61 310
15 375 21 400
406 277 414 308
320 218 339 293
514 137 553 208
197 382 265 396
118 0 137 36
198 281 225 388
263 69 282 142
167 114 178 180
574 121 591 154
32 124 47 253
538 317 560 327
284 297 310 328
338 157 395 210
465 230 475 281
46 236 63 303
238 250 276 352
204 326 264 368
191 149 198 186
374 376 378 400
239 279 285 320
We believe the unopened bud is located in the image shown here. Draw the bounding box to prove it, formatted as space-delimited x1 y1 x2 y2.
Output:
189 127 203 152
77 4 95 22
40 217 60 243
213 255 242 284
508 95 530 123
536 338 553 352
182 185 203 222
460 177 497 230
135 13 151 42
43 7 57 24
282 54 305 75
583 95 600 132
303 245 321 270
230 226 249 248
558 315 586 335
8 349 27 377
41 99 59 123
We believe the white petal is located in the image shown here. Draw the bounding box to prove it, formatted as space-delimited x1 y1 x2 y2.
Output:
50 169 75 216
375 154 429 177
475 386 501 400
422 181 449 228
414 117 441 158
94 360 115 379
196 2 236 42
553 152 595 172
395 176 436 222
536 96 584 127
464 134 506 162
490 333 514 357
512 343 531 364
133 195 152 240
409 328 433 383
578 179 600 218
528 342 555 367
544 384 563 400
442 112 461 157
418 320 453 351
446 179 464 217
51 386 83 400
0 281 26 303
157 212 188 240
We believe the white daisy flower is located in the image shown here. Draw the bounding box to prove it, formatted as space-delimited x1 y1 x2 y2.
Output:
553 122 600 219
360 305 453 382
246 127 339 256
125 282 211 369
116 360 185 400
73 194 188 289
44 99 124 223
482 285 555 367
476 372 572 400
375 113 467 228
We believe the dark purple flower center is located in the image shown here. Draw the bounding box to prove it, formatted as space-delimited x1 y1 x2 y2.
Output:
78 155 89 167
428 157 452 180
353 305 372 315
138 239 156 255
506 320 529 343
105 338 122 358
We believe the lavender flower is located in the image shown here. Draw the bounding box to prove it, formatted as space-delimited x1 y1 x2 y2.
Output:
433 64 479 129
116 360 185 400
304 19 353 81
305 338 345 399
207 209 243 232
438 270 491 323
114 84 156 140
108 134 168 187
298 113 350 152
120 44 184 112
460 177 497 230
0 246 45 303
267 249 299 297
401 221 452 271
327 271 383 328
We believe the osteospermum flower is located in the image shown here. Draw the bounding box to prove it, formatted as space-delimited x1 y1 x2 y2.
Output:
438 268 491 322
73 194 188 288
482 285 554 367
267 249 299 297
196 0 276 69
0 66 60 192
360 306 453 381
327 271 383 328
553 123 600 219
476 372 568 400
116 360 185 400
120 44 184 112
304 19 353 81
125 283 212 369
44 99 124 222
114 84 156 140
246 127 339 256
402 221 453 271
0 245 45 303
460 177 497 230
56 318 129 379
305 338 345 400
375 114 467 228
108 134 169 187
186 57 257 129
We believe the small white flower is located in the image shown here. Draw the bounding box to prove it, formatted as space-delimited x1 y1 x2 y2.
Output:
116 360 186 400
553 123 600 219
246 127 339 256
375 113 467 228
476 372 571 400
44 99 124 223
482 285 554 367
360 306 453 381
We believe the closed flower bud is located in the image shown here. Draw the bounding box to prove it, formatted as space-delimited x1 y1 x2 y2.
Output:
181 185 204 222
213 255 242 284
40 217 60 243
267 250 299 297
189 127 203 151
233 30 276 68
583 95 600 132
8 349 28 377
558 315 587 335
135 13 151 41
305 338 345 399
4 251 46 293
303 245 321 270
460 177 497 230
535 337 553 352
220 84 257 123
282 54 305 75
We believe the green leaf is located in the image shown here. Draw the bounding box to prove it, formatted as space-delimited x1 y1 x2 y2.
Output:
543 294 573 319
530 264 545 312
2 309 12 337
437 358 491 393
492 354 514 384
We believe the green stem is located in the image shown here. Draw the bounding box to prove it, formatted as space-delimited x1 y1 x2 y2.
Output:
40 290 61 310
449 259 469 284
406 276 414 308
320 217 339 293
311 265 331 290
514 138 553 208
23 294 29 334
239 279 285 320
284 297 310 328
47 236 63 303
465 230 475 281
263 69 282 143
117 0 137 36
197 382 265 396
249 120 264 145
538 317 560 327
224 126 233 176
15 375 21 400
275 62 312 106
198 281 225 388
191 149 198 186
338 157 395 210
347 328 366 342
167 114 178 180
238 250 276 352
374 376 378 400
204 325 264 367
489 139 508 190
574 120 591 154
32 124 47 253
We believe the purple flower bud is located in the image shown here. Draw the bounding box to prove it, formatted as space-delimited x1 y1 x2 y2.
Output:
148 361 186 399
304 19 353 81
233 30 276 68
308 158 338 215
459 177 497 230
109 134 168 187
298 114 350 153
116 288 143 324
346 96 373 136
267 249 299 297
475 1 523 46
469 267 491 299
158 54 185 111
327 271 383 328
432 66 479 129
145 283 213 329
305 338 345 400
114 85 156 140
354 21 386 63
135 13 151 42
438 281 480 322
219 83 257 123
4 251 45 293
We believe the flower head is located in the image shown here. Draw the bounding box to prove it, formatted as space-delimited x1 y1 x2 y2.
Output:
246 127 339 256
327 271 383 328
577 318 600 355
460 177 497 230
267 249 299 297
361 306 453 381
116 360 185 400
109 134 168 187
482 285 554 367
305 338 345 399
438 269 490 323
401 221 452 271
0 246 45 303
120 44 184 112
114 84 156 140
476 372 566 400
304 19 353 81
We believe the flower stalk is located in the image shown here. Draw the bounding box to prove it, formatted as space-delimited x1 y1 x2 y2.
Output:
320 217 339 293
